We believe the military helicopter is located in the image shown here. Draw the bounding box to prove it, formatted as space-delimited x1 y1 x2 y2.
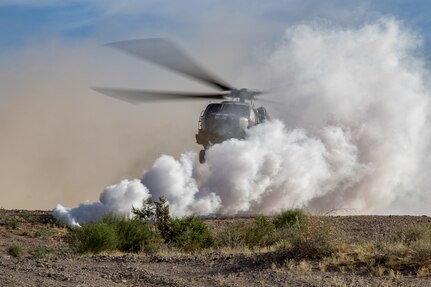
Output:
93 38 270 163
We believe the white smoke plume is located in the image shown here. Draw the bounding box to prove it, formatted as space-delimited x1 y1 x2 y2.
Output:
53 179 150 227
53 18 431 226
256 18 430 214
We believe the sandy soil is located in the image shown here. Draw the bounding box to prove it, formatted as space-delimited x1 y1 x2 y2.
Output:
0 209 430 287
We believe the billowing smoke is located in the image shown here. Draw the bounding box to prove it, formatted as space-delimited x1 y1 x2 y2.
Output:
53 18 431 226
53 179 150 227
257 18 430 214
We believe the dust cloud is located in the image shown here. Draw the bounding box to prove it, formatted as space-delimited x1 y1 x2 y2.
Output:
0 40 204 210
53 18 431 226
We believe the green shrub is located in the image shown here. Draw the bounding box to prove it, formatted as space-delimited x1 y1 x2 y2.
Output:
216 217 278 249
5 218 20 230
16 211 32 222
114 217 159 253
132 197 157 223
8 245 23 257
245 216 277 248
154 198 172 241
133 197 213 252
216 216 296 249
273 209 309 230
30 246 51 258
70 214 160 254
133 197 171 239
72 222 118 253
167 216 214 252
100 213 121 225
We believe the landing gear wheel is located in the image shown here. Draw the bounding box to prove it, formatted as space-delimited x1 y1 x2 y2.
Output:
199 150 206 164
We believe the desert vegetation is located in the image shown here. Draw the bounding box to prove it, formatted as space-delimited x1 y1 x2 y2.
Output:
63 198 431 278
0 206 430 286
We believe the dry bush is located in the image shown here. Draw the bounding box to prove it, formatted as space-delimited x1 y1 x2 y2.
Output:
297 260 312 273
7 245 23 257
216 216 278 249
273 209 309 230
417 266 431 278
34 228 54 238
410 240 431 263
5 218 20 230
244 216 278 249
215 222 248 249
286 218 342 259
402 224 431 244
30 246 51 259
320 224 431 277
285 259 296 271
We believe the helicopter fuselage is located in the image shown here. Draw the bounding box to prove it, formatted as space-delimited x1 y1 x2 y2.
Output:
195 101 269 162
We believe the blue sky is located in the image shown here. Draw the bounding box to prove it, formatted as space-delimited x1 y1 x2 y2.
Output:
1 0 430 59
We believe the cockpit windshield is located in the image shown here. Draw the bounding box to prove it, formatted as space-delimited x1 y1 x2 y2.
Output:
206 103 250 117
220 104 250 117
205 104 222 114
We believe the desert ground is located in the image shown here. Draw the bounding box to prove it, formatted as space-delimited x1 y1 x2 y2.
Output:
0 209 430 287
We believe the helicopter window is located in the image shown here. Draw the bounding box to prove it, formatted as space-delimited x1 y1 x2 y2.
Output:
220 104 250 117
205 104 222 114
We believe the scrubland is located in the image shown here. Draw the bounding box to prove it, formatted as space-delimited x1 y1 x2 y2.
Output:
0 203 430 286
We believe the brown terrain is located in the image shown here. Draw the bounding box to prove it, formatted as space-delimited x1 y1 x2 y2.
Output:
0 209 430 287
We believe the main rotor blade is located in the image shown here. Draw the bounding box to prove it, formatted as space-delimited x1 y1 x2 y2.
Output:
254 98 279 104
92 87 226 104
107 38 234 92
251 89 280 104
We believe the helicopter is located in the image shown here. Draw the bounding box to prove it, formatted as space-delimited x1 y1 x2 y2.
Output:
93 38 270 163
